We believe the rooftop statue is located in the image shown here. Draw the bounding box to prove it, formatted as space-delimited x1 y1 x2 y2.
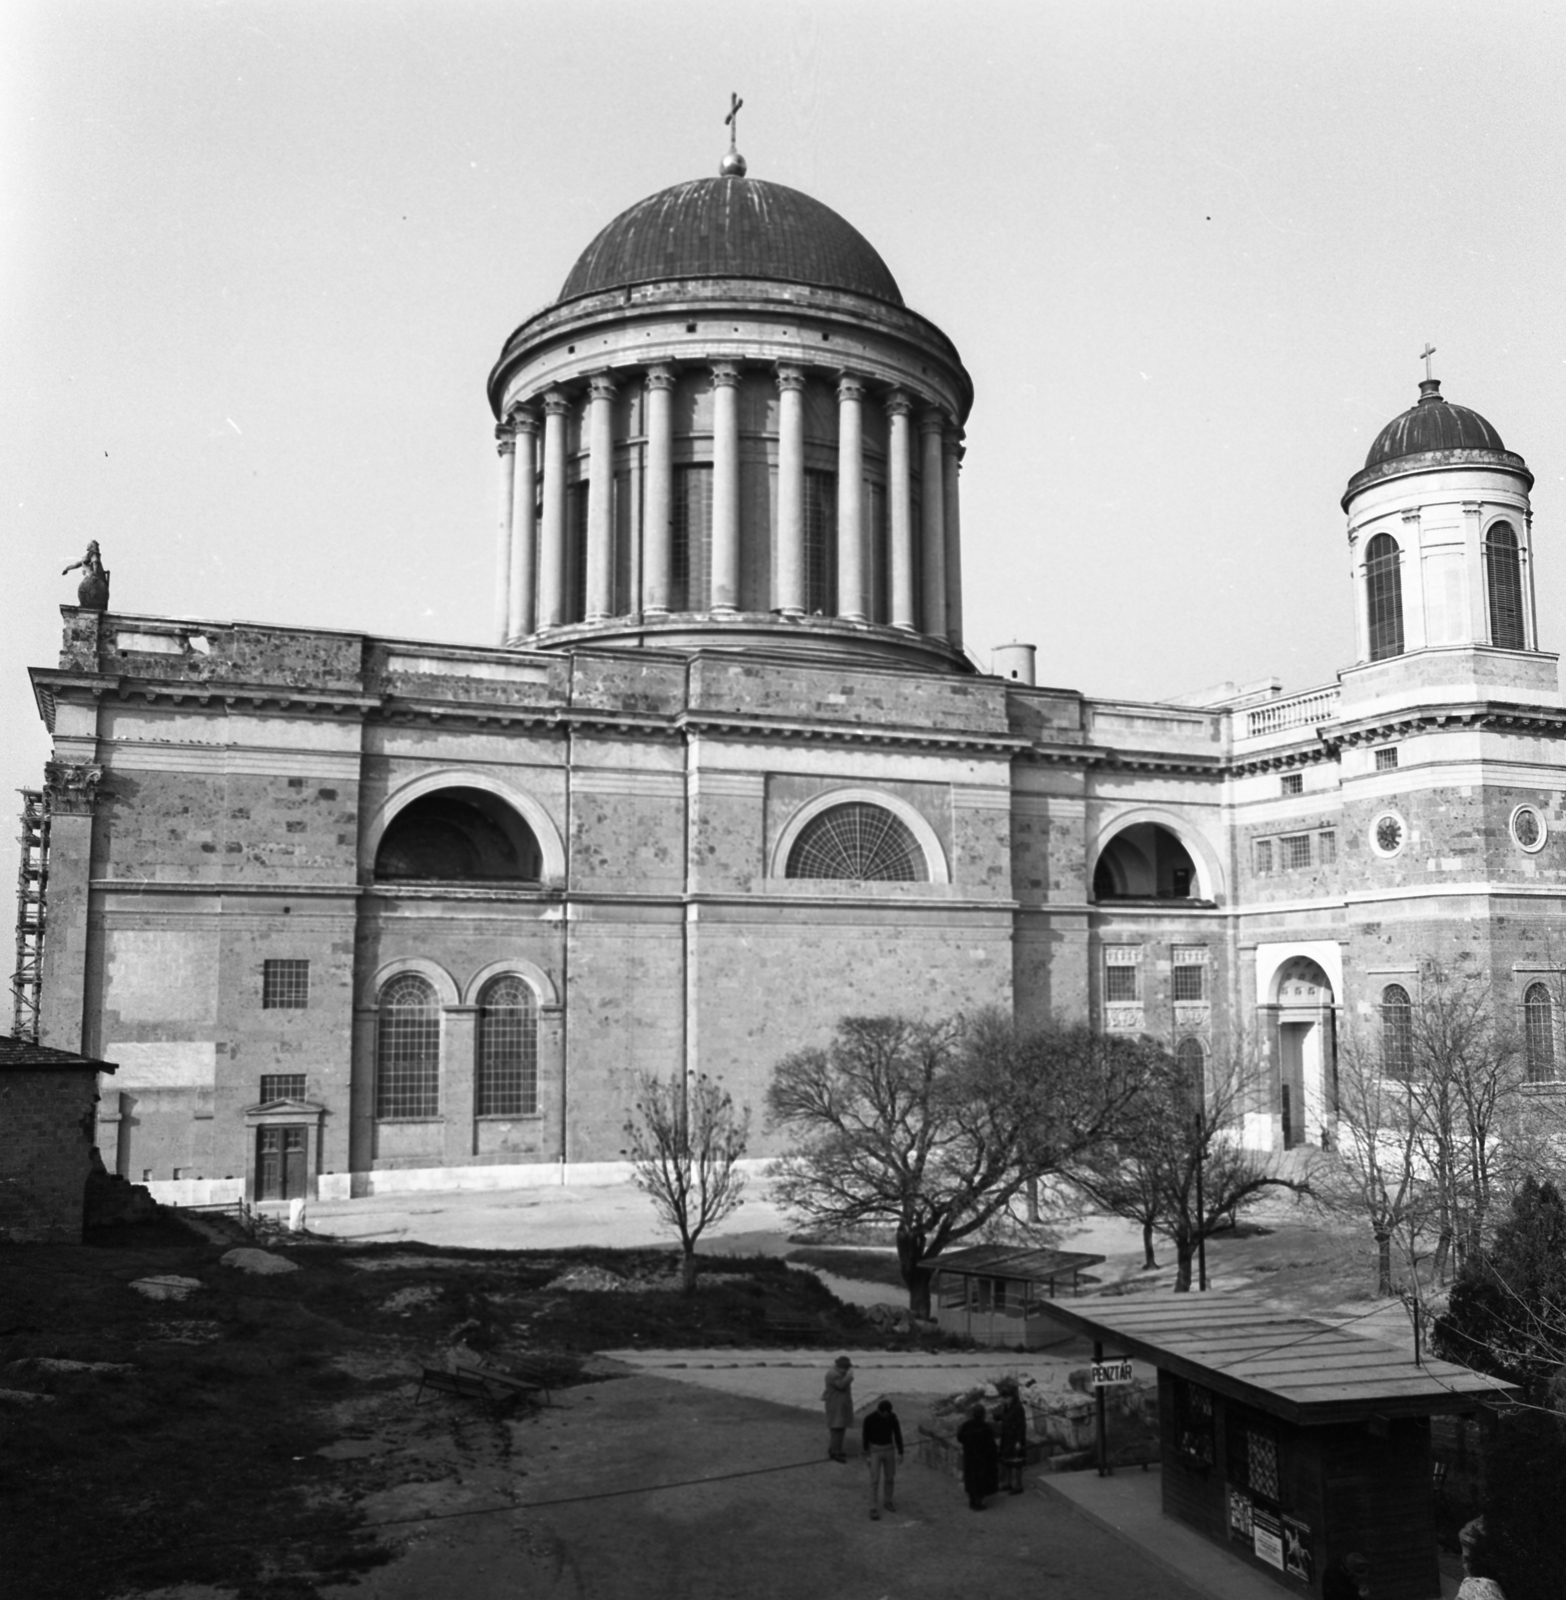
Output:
63 540 109 610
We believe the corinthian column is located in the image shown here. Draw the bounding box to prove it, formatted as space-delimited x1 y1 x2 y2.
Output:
509 410 539 638
642 366 676 615
943 429 964 649
538 390 571 629
776 364 806 617
919 407 948 640
711 363 742 613
493 422 516 644
836 375 866 622
886 391 915 630
584 373 617 622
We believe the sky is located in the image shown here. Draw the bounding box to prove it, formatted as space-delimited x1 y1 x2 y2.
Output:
3 0 1566 912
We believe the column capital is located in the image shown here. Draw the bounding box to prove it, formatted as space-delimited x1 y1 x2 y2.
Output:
494 424 516 455
646 364 678 392
885 389 914 419
587 372 618 402
510 407 541 437
836 373 867 403
775 363 807 393
711 362 743 388
918 405 948 437
942 427 965 460
44 760 103 815
542 389 572 416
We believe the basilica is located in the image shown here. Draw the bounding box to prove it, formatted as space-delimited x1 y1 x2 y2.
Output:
20 138 1566 1206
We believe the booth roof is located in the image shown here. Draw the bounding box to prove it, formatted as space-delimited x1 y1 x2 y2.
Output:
931 1246 1106 1283
1033 1292 1515 1425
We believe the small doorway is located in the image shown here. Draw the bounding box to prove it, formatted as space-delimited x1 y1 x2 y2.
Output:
257 1126 307 1201
1272 958 1337 1150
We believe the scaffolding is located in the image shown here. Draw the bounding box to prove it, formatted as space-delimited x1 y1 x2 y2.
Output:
12 789 49 1041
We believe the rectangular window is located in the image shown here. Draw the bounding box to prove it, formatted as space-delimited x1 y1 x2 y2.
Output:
261 1074 306 1103
866 478 889 624
262 959 309 1009
1318 830 1337 865
1172 948 1208 1002
803 468 838 616
567 481 590 623
1281 834 1312 870
1105 946 1140 1002
1281 773 1302 796
1375 747 1399 772
1254 838 1274 875
672 464 713 611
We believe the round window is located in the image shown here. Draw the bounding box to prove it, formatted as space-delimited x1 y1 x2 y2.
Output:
1370 810 1407 858
1511 804 1548 854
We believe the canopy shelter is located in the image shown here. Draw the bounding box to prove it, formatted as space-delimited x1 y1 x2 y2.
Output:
1033 1293 1515 1600
931 1246 1104 1348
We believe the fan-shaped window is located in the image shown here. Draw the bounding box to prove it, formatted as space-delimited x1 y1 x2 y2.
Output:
376 974 440 1119
1485 523 1525 650
375 788 542 883
786 802 925 881
1380 983 1413 1079
1366 533 1404 661
477 975 539 1116
1525 982 1555 1083
1093 823 1201 901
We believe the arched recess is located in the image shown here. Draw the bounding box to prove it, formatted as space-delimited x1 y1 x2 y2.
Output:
462 957 561 1011
1267 954 1338 1152
1088 809 1223 904
361 770 566 885
769 787 950 884
362 955 460 1010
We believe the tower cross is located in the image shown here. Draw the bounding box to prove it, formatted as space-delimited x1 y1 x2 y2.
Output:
1420 343 1437 382
725 92 743 145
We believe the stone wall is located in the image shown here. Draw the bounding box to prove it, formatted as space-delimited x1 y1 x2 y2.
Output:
0 1067 99 1244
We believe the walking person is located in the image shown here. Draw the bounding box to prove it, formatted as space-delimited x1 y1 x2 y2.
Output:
861 1399 904 1519
822 1355 855 1462
956 1402 999 1510
996 1380 1028 1495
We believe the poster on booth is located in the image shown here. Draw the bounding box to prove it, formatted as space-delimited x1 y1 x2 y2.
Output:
1228 1488 1253 1542
1282 1515 1312 1583
1252 1506 1285 1569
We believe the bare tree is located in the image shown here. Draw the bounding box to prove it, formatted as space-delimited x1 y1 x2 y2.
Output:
767 1011 1159 1316
623 1072 750 1294
1068 1039 1305 1292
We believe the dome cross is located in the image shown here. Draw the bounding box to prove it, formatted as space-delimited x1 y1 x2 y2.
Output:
720 92 748 177
1420 343 1437 382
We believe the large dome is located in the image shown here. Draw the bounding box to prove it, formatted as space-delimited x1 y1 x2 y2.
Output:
1363 379 1506 470
557 176 903 305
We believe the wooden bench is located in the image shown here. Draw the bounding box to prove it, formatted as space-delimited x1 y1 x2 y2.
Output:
416 1362 550 1415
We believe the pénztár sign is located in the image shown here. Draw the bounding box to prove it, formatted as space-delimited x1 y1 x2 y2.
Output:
1090 1359 1134 1387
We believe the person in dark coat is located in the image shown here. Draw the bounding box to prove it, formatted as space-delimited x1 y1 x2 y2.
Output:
956 1402 999 1510
861 1399 904 1519
1322 1552 1371 1600
996 1381 1028 1494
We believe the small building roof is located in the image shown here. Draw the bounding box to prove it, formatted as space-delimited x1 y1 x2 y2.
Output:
932 1246 1106 1284
1034 1292 1515 1425
0 1035 117 1073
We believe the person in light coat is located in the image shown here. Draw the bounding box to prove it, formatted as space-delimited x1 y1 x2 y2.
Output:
822 1355 855 1462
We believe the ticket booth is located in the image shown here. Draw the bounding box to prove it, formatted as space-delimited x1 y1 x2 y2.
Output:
931 1246 1104 1348
1035 1293 1514 1599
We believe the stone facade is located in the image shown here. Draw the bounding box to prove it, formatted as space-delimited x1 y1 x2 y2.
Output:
18 160 1566 1203
0 1039 114 1243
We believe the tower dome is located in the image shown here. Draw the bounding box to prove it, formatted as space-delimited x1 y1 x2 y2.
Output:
558 177 904 306
486 160 973 672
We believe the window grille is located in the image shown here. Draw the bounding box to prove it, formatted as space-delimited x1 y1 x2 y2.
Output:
1318 830 1337 866
1254 838 1274 875
1365 532 1405 661
1375 747 1399 772
260 1073 305 1102
1281 773 1302 796
376 973 440 1118
672 464 713 611
1172 949 1207 1002
1485 523 1525 649
1105 946 1140 1003
262 959 309 1009
1525 983 1556 1082
1281 834 1312 870
1381 984 1414 1079
803 469 838 616
1245 1431 1281 1501
477 975 539 1116
1174 1379 1215 1469
785 802 925 881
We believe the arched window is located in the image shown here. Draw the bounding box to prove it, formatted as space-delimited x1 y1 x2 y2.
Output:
1092 823 1201 901
477 975 539 1116
1366 533 1405 661
375 788 543 883
1485 523 1526 650
786 802 925 881
376 974 440 1118
1380 984 1413 1079
1175 1036 1206 1102
1524 982 1555 1083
